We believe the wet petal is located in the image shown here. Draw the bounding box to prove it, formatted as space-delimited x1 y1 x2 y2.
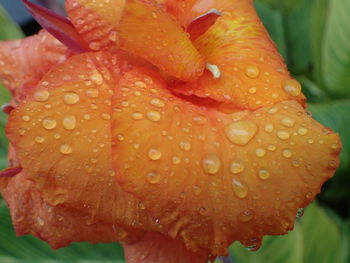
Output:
0 30 71 101
1 172 140 248
5 52 147 231
124 232 208 263
172 0 305 109
111 68 340 254
66 0 204 81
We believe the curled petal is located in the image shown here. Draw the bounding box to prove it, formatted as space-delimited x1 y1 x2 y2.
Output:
66 0 204 81
172 0 305 109
0 30 71 101
1 172 140 248
111 68 340 254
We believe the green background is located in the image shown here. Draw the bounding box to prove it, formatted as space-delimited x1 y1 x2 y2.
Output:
0 0 350 262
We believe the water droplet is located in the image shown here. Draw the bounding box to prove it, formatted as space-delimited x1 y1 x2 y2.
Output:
277 130 290 140
84 114 91 120
135 81 146 88
22 115 30 122
37 216 45 226
148 148 162 160
264 124 274 133
202 154 221 175
296 208 304 218
258 169 270 180
283 79 302 97
248 87 257 94
255 148 266 158
89 41 101 50
86 89 99 98
179 141 191 151
292 160 300 167
34 90 50 102
267 144 276 151
232 179 248 199
42 117 57 130
62 115 76 130
108 31 118 42
147 171 160 184
35 136 45 144
297 127 308 136
132 112 144 120
282 149 292 158
63 92 80 105
172 156 181 165
281 117 295 127
146 110 161 122
150 98 165 108
307 138 314 144
238 210 254 222
245 66 260 78
60 144 73 155
224 120 258 146
90 73 103 85
206 63 221 78
230 161 245 174
268 107 279 114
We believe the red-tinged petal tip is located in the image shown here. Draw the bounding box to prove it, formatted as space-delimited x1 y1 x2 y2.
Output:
187 9 222 40
22 0 87 53
1 104 15 115
0 167 22 178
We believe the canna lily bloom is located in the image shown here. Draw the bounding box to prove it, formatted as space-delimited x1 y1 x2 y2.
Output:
0 0 341 262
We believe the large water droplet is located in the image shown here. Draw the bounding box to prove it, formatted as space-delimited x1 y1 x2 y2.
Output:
62 115 76 130
245 66 260 78
258 169 270 180
297 127 308 136
148 148 162 160
277 130 291 140
283 79 302 97
34 90 50 102
42 117 57 130
63 92 80 105
230 161 245 174
202 154 221 175
281 117 295 127
60 144 73 155
150 98 165 108
147 110 161 122
90 73 103 85
225 120 258 146
232 179 248 199
132 112 144 120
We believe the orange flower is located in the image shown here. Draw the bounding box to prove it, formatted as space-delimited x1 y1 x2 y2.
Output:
0 1 341 262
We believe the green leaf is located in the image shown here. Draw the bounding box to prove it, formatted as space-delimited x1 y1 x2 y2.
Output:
0 4 24 41
300 203 349 263
297 75 330 103
308 100 350 173
322 0 350 96
254 1 288 60
0 202 125 262
310 0 330 86
230 223 303 263
230 203 349 263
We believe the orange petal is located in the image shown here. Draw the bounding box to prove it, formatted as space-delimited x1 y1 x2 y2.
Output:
1 172 139 248
5 52 148 233
66 0 204 81
124 232 208 263
172 0 305 109
0 30 71 101
111 68 340 254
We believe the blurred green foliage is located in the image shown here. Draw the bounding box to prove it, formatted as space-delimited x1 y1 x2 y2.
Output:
0 0 350 262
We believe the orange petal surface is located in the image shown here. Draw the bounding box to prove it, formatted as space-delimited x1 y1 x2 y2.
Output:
171 0 305 109
111 67 340 254
5 52 150 236
66 0 204 81
0 30 71 101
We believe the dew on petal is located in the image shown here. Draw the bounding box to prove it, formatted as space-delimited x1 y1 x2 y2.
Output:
147 171 161 184
225 120 258 146
282 149 292 158
34 90 50 102
277 130 291 140
150 98 165 108
202 154 221 175
232 179 248 199
281 117 295 127
148 148 162 160
245 66 260 78
230 161 245 174
146 110 161 122
258 169 270 180
238 210 254 222
60 144 73 155
283 79 302 97
42 117 57 130
179 141 191 151
63 92 80 105
62 115 77 130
